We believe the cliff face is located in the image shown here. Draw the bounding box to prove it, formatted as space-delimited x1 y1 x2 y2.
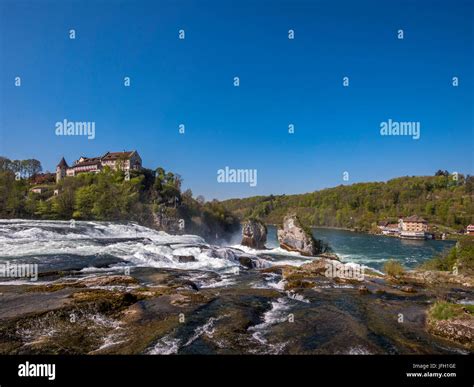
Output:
241 219 267 249
277 214 322 256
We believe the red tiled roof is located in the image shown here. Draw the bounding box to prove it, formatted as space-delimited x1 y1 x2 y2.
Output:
101 151 135 160
80 157 101 162
73 160 101 167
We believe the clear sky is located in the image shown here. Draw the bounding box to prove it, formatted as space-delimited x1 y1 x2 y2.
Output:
0 0 473 200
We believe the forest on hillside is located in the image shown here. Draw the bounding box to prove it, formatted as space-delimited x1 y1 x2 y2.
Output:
221 172 474 232
0 157 239 241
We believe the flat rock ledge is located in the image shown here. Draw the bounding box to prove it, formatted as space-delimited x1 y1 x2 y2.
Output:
427 318 474 350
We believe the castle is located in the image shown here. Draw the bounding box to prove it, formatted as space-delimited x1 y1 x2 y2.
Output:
56 151 142 182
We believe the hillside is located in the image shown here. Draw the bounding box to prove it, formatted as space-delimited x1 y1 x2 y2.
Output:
221 172 474 233
0 157 239 242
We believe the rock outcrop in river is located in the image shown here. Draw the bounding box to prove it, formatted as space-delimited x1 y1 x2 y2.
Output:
241 219 267 249
277 214 320 256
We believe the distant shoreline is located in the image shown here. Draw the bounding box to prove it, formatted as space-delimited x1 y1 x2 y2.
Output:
266 224 352 230
266 224 361 232
265 223 458 241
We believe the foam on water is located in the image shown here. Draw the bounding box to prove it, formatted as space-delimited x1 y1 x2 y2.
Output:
200 275 237 288
233 244 312 259
342 346 372 355
247 297 292 354
0 220 336 275
286 290 310 303
0 220 245 272
146 315 227 354
184 316 224 346
146 335 181 355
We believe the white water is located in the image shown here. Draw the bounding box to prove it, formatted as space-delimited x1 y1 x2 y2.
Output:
247 297 292 354
231 243 315 266
146 335 181 355
0 219 302 273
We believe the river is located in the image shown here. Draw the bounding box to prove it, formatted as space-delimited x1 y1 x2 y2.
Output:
265 225 455 271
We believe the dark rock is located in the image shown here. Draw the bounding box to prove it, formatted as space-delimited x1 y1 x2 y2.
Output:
176 255 196 263
181 280 199 291
400 285 416 293
285 279 315 290
207 247 257 268
207 248 237 261
238 256 255 269
358 285 370 294
241 219 267 249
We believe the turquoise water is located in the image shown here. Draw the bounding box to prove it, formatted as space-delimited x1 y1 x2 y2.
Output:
266 225 455 271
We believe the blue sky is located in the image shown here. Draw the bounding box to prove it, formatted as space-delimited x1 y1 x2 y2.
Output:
0 0 473 200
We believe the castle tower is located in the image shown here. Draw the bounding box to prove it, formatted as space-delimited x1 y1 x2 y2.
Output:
56 157 68 183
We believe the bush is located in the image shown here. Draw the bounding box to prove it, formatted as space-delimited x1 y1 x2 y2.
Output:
428 301 473 321
293 214 331 254
383 259 405 277
420 237 474 274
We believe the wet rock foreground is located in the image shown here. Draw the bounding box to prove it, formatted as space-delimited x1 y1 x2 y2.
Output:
0 259 472 355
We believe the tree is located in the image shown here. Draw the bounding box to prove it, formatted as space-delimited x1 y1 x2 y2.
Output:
0 157 11 171
74 185 97 218
435 170 449 177
0 157 42 178
52 187 75 218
